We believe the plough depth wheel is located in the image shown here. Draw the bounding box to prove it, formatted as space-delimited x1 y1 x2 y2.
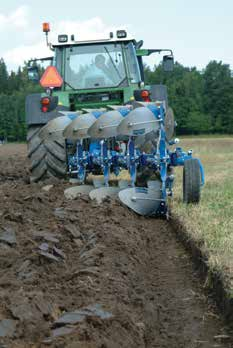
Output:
183 158 201 204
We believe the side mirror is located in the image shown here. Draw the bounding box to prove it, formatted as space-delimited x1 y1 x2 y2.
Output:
135 40 144 49
27 66 39 82
163 55 174 72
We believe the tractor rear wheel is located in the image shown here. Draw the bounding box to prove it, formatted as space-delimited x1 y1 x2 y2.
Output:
44 139 67 179
27 126 67 182
183 158 201 204
27 126 47 182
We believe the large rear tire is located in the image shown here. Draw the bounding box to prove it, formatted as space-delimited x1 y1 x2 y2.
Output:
44 139 67 178
27 126 67 182
27 126 47 182
183 158 201 204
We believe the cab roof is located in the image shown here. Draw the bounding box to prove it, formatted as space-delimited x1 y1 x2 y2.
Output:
52 36 136 48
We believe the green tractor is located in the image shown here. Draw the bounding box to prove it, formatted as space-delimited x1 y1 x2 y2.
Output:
26 23 174 183
26 23 204 216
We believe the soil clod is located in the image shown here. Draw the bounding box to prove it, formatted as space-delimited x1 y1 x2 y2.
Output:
0 319 17 338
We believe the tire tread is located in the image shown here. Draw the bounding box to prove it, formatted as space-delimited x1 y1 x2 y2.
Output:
183 158 201 204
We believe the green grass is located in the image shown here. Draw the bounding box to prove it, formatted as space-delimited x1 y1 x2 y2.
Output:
171 137 233 288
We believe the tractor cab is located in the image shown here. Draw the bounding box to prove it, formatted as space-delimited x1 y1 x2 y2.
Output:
28 24 174 111
56 40 141 90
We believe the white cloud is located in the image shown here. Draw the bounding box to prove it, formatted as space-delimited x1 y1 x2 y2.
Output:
54 17 124 41
4 43 51 67
9 6 29 28
0 6 29 30
1 12 129 71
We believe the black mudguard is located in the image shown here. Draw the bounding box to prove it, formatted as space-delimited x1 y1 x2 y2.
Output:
26 93 68 126
134 85 168 108
150 85 168 108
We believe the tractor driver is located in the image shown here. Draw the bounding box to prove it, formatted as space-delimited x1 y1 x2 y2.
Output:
66 53 118 88
81 54 115 88
95 54 123 85
94 54 111 79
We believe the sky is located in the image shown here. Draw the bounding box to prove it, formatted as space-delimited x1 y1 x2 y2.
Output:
0 0 232 71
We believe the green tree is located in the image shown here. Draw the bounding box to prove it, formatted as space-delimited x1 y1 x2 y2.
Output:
203 61 233 133
0 58 8 93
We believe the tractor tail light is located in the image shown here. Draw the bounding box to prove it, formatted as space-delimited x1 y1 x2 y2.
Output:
114 144 120 152
41 97 50 112
141 90 151 102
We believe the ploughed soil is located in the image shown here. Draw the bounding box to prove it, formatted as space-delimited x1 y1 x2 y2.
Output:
0 143 232 348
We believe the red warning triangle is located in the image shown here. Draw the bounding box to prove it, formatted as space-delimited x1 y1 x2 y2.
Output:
40 66 63 88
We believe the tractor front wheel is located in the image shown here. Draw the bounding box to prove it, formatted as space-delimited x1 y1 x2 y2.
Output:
183 158 201 204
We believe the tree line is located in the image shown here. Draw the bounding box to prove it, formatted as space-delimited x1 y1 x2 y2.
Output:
0 57 232 141
0 58 42 141
145 61 233 134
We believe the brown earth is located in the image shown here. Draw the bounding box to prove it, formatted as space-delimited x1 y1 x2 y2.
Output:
0 143 232 348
